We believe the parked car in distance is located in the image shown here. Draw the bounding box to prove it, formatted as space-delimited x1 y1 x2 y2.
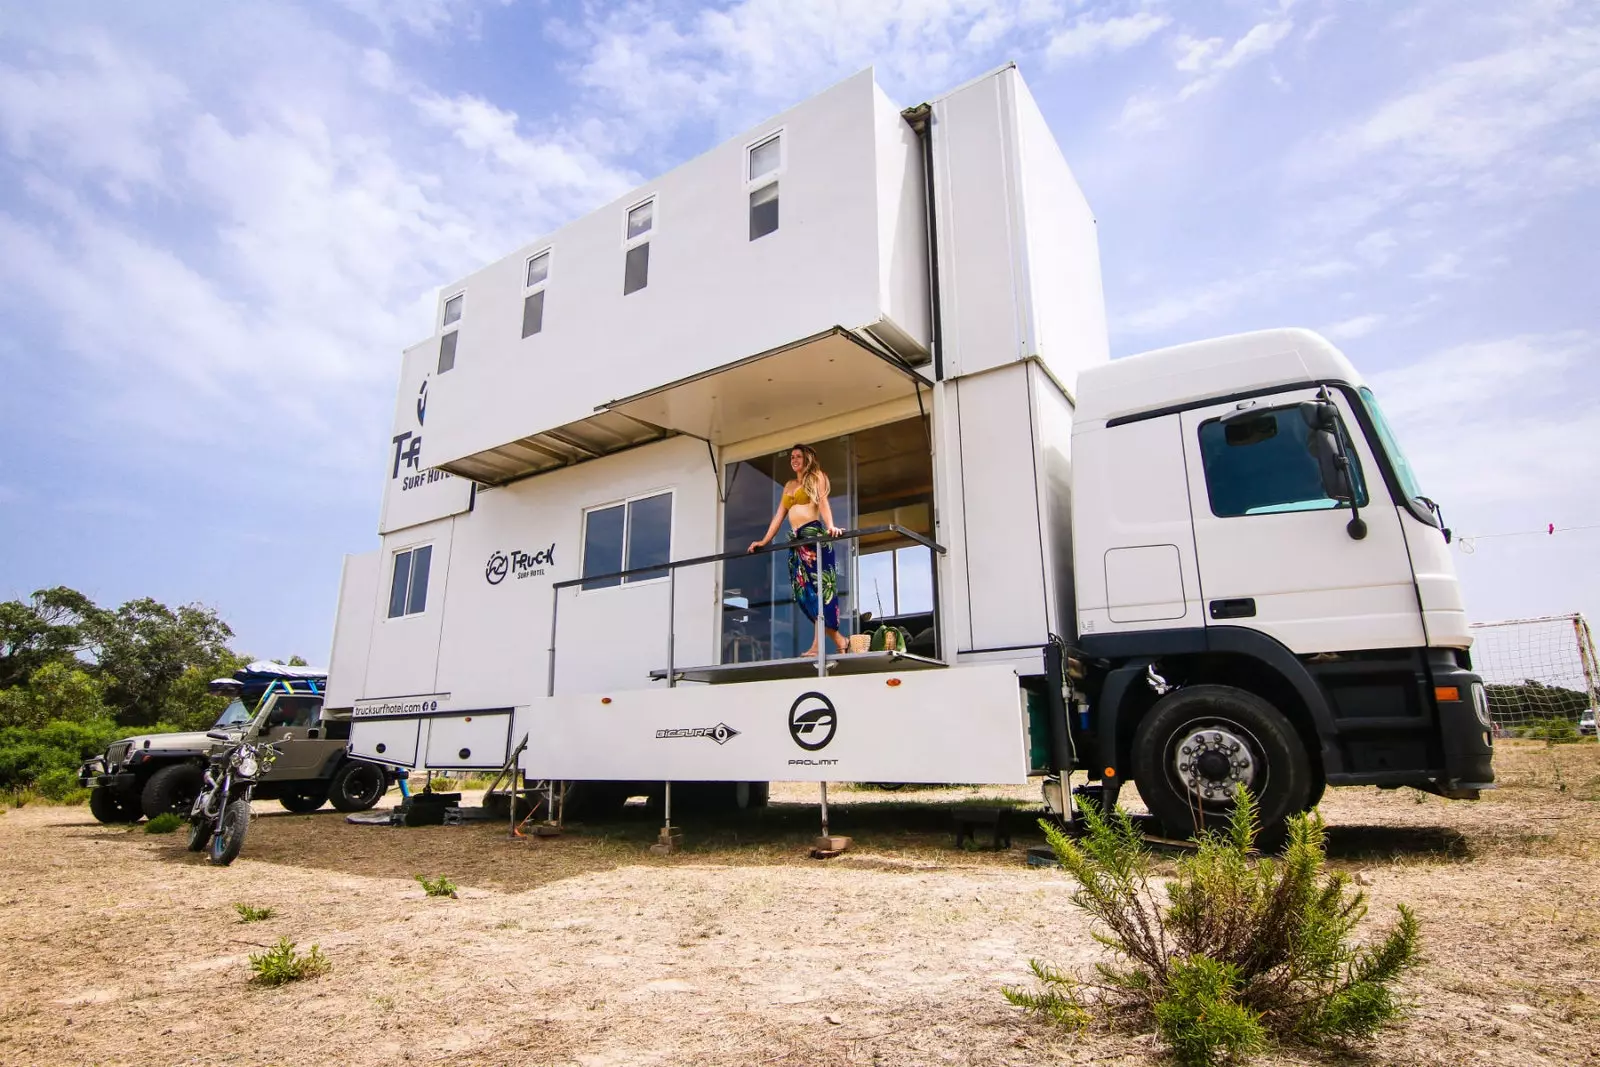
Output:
78 662 398 823
1581 709 1597 737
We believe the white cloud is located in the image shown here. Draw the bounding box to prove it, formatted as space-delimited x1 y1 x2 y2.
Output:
1119 17 1293 129
1323 314 1385 340
1046 12 1169 63
335 0 508 40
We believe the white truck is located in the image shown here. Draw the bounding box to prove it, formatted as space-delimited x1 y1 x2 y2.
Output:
323 63 1492 840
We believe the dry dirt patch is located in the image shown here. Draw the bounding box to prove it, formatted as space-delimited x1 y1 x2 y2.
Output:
0 742 1597 1066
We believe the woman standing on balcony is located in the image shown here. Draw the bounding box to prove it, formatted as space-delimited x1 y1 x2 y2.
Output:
748 443 849 657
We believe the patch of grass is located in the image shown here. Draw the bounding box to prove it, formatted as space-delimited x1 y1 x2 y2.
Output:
416 873 458 898
234 903 275 923
144 812 183 834
1004 787 1421 1066
248 937 330 987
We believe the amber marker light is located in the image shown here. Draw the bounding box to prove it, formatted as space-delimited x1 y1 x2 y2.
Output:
1434 686 1461 703
601 697 612 705
886 678 902 687
1105 766 1116 778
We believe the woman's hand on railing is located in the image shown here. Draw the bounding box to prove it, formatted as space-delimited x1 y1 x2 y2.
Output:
827 525 843 537
747 540 767 554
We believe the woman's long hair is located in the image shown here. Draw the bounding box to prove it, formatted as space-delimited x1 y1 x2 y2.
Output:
790 444 823 503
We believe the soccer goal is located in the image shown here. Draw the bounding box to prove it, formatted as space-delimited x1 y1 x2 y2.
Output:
1469 614 1599 740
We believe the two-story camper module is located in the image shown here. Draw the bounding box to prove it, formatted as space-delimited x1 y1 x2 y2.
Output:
325 63 1494 838
326 63 1101 793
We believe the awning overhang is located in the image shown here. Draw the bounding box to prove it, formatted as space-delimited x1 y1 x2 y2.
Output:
603 328 931 447
435 328 929 487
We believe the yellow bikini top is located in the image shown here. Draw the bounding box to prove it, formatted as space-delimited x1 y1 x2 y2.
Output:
781 484 813 508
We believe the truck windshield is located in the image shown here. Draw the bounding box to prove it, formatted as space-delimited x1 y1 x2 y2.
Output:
212 698 252 729
1358 387 1424 502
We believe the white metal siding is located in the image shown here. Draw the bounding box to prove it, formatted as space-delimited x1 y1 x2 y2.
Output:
423 712 514 769
323 551 379 711
348 718 421 767
364 517 457 700
1030 361 1077 640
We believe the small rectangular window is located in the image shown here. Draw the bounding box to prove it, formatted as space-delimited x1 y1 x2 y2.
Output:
521 291 545 338
581 492 674 590
749 134 781 181
387 545 433 618
525 251 550 287
623 242 650 295
626 200 654 240
749 182 779 240
1198 407 1369 518
437 330 458 373
442 293 463 325
581 504 626 590
625 492 672 581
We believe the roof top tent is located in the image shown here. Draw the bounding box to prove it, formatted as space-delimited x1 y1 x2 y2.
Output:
324 63 1109 790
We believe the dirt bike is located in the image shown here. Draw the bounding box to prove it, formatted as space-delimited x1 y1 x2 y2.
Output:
187 729 289 865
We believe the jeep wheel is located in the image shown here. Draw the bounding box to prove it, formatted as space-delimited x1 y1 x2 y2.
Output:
329 762 387 812
89 786 140 824
141 764 205 821
279 789 328 814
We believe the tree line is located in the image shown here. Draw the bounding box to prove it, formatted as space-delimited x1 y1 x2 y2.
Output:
0 586 301 799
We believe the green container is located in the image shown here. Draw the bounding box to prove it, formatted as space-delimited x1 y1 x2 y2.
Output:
1025 689 1053 774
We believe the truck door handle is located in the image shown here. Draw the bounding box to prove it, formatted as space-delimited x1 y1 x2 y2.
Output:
1209 598 1256 620
306 728 320 739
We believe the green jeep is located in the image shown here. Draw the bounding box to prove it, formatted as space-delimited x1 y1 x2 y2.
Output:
78 662 397 823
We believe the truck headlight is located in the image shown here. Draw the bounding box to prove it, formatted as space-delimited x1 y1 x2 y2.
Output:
1470 682 1491 728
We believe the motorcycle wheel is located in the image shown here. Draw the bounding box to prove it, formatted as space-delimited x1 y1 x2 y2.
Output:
209 800 250 866
187 814 213 853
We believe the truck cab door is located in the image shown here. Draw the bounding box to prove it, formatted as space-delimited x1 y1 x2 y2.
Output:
1179 389 1423 655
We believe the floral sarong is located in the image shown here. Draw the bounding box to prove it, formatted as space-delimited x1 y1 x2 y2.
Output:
788 520 839 630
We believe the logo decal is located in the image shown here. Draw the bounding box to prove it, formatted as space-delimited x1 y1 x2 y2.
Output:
485 545 556 584
485 551 510 585
655 723 741 744
788 692 837 751
416 379 428 426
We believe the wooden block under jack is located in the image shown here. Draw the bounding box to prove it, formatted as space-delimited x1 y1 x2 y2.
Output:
650 826 684 855
810 835 853 858
532 823 562 837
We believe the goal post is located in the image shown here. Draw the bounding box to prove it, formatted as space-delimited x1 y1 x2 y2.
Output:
1468 614 1599 741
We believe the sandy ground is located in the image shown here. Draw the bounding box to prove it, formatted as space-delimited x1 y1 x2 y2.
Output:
1 741 1598 1067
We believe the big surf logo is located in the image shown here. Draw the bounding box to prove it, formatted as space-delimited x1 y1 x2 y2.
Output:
788 692 837 751
486 545 556 585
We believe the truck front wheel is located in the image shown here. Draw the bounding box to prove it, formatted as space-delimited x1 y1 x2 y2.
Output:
1130 685 1312 845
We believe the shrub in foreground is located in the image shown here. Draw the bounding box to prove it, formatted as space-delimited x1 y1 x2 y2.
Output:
416 873 459 898
144 812 183 834
1004 788 1420 1066
248 937 329 986
235 903 275 923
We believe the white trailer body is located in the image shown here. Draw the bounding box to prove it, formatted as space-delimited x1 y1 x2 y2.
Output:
326 63 1493 836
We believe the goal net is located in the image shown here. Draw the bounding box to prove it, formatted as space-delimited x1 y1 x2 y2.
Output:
1469 614 1599 740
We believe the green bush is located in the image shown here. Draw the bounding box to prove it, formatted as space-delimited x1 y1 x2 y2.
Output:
144 812 183 834
34 767 83 801
415 873 459 898
234 903 276 923
248 937 330 986
1518 716 1581 744
1003 788 1420 1066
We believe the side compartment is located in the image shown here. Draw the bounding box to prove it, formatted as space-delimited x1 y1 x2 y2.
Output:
422 712 515 770
324 550 379 711
349 718 422 767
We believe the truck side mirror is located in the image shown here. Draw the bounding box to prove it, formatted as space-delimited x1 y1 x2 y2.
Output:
1305 425 1352 502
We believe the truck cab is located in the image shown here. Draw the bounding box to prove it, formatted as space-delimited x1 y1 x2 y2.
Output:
1069 329 1493 836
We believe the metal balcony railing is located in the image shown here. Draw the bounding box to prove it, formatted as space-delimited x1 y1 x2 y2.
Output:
547 524 946 694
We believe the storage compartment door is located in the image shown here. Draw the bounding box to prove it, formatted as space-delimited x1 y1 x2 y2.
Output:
349 718 422 767
422 712 514 770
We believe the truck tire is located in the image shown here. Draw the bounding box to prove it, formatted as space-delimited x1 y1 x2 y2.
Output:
328 762 387 812
279 788 328 813
141 764 205 821
562 781 631 822
1130 684 1312 846
89 786 140 824
733 782 769 810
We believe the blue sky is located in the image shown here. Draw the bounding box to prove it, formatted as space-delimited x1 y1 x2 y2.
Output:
1 0 1596 662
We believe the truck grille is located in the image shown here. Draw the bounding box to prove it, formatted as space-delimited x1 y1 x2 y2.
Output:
106 742 132 771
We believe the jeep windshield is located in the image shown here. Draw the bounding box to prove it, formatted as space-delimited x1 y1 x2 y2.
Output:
212 698 253 730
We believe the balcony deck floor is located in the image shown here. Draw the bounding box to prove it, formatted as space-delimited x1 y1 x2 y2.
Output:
649 650 945 685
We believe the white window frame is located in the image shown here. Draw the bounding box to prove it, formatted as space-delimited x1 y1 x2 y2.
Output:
386 542 435 620
522 248 551 338
441 289 465 328
622 195 656 249
578 488 676 592
744 129 785 187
